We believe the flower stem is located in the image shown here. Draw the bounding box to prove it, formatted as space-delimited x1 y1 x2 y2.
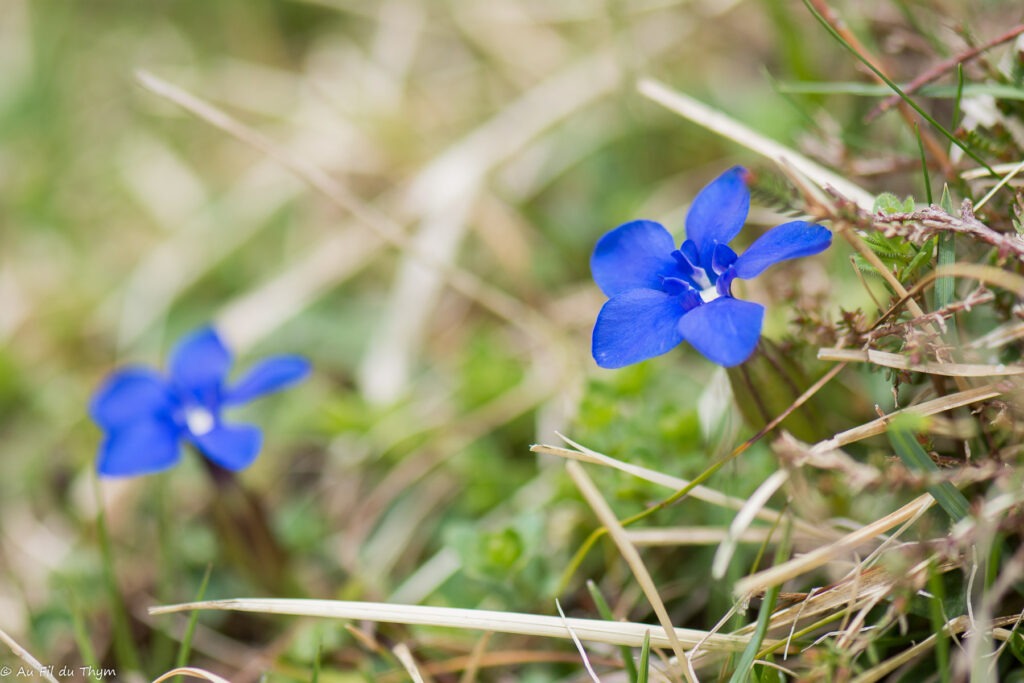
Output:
201 457 304 596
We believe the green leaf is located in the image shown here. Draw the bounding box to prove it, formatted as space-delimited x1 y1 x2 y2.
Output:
873 192 915 214
587 580 638 681
903 236 936 281
636 631 651 683
887 424 970 523
175 564 213 672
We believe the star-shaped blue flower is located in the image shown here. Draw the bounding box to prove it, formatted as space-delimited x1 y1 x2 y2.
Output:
90 327 311 477
591 166 832 368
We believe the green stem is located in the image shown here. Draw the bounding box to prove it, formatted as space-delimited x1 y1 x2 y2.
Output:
93 476 142 674
802 0 995 176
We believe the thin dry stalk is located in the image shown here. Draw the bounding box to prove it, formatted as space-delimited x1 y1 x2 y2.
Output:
458 632 493 683
818 347 1024 377
152 668 233 683
565 460 695 681
556 599 601 683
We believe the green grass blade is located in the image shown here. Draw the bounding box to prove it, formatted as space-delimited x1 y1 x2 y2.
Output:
936 186 958 341
915 123 933 204
801 0 995 175
312 637 322 683
65 588 101 678
587 580 638 681
927 564 951 683
887 426 970 522
952 64 966 133
728 522 792 682
636 631 650 683
94 476 142 674
175 564 213 672
775 82 1024 101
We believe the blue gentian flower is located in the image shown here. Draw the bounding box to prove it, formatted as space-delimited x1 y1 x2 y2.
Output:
90 327 311 477
591 166 831 368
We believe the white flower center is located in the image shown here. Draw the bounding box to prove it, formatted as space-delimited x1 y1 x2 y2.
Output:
700 285 720 303
692 269 713 290
185 405 215 436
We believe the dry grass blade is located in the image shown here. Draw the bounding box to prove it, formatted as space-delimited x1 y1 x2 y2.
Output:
818 348 1024 376
626 527 794 547
359 43 635 402
968 321 1024 349
393 643 429 683
849 615 1022 683
555 599 600 683
733 494 934 596
744 567 903 636
133 70 549 340
531 441 838 540
975 157 1024 210
151 668 233 683
712 470 789 580
963 161 1024 180
813 383 1005 451
217 227 383 351
148 598 761 651
637 78 874 210
566 460 694 681
0 628 60 683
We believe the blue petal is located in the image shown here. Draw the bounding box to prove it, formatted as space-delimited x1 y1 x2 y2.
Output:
592 289 686 368
170 327 232 397
733 221 832 279
685 167 750 265
90 368 176 430
193 423 262 471
223 356 311 405
97 419 182 477
591 220 679 297
677 297 764 367
711 243 738 275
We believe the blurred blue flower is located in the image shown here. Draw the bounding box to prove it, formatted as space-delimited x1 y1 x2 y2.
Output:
591 166 831 368
90 327 310 477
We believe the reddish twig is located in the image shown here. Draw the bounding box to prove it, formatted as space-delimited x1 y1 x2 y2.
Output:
874 199 1024 261
863 286 994 344
806 0 954 177
866 24 1024 122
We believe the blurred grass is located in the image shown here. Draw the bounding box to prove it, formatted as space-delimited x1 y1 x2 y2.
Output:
3 0 1024 680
